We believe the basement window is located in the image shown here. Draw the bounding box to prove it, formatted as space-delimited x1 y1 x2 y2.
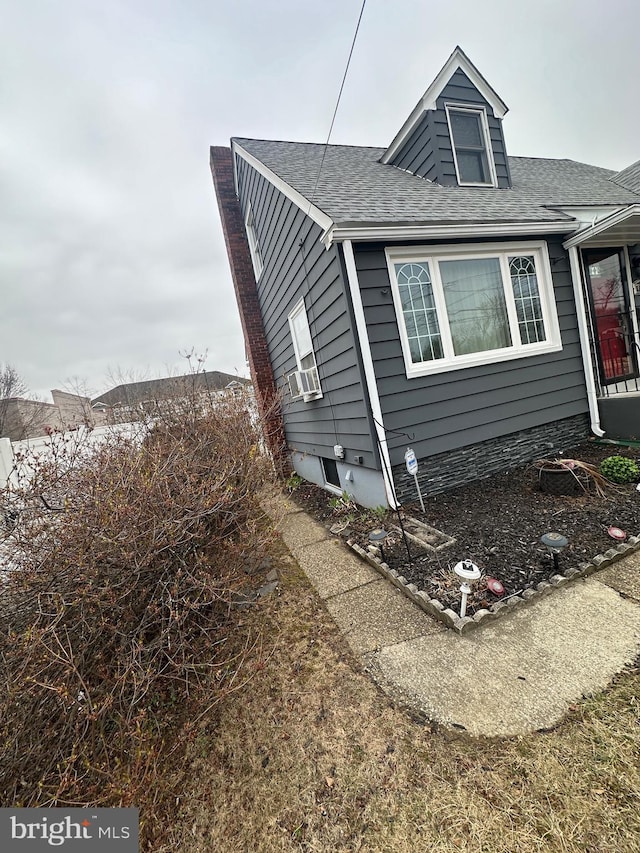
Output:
321 457 341 489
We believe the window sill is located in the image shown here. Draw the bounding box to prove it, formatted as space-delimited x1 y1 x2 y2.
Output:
404 340 563 378
456 180 497 188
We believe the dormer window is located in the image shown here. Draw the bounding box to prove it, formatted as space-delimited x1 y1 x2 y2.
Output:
445 105 497 187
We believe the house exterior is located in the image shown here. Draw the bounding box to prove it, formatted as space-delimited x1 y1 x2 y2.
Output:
92 371 251 423
0 390 103 440
211 46 640 509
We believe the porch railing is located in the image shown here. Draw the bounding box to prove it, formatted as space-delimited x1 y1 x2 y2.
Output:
598 328 640 396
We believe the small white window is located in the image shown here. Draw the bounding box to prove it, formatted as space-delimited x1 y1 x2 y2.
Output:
244 203 263 279
287 299 322 401
386 242 562 378
445 104 497 187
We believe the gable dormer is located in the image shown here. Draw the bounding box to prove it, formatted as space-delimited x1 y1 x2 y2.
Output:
381 47 512 189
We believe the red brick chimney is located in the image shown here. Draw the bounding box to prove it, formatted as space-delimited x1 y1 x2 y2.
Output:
210 146 288 474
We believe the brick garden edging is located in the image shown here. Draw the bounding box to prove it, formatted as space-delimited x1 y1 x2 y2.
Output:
347 536 640 635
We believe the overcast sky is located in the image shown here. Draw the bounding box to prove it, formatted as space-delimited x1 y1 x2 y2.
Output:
1 0 639 398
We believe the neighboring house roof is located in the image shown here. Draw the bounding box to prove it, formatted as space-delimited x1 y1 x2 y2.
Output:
234 138 640 227
93 371 250 408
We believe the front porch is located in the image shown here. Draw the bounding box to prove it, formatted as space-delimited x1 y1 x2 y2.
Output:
564 205 640 441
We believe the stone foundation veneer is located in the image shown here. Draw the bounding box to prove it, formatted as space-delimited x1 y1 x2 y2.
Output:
392 413 590 501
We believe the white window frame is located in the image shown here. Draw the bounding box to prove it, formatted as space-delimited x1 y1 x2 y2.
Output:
287 298 323 400
385 241 563 379
444 103 498 188
244 202 263 279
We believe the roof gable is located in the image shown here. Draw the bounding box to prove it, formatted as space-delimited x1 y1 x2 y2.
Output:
381 46 508 166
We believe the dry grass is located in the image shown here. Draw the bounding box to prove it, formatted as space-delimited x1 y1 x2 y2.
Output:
157 540 640 853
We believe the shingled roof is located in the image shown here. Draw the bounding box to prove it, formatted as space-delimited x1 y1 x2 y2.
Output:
93 371 250 408
611 159 640 195
234 138 640 228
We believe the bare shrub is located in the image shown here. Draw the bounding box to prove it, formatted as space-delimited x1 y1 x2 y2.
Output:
0 385 275 808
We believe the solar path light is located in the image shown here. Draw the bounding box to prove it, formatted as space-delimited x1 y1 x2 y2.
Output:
453 559 482 619
368 528 389 563
540 532 569 572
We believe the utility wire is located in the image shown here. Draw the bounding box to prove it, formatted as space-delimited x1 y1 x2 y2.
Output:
307 0 367 213
373 416 414 442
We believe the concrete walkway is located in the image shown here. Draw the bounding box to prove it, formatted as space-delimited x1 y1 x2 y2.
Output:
264 492 640 738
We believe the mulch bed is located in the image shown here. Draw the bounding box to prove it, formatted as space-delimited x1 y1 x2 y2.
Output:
289 441 640 616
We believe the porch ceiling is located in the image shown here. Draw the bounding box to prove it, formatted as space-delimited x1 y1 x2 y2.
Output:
564 204 640 248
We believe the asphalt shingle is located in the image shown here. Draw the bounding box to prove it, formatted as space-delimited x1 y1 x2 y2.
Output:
612 159 640 194
235 138 640 227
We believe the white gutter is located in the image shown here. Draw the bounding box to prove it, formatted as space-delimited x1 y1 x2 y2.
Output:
563 204 640 250
323 219 579 248
342 240 399 509
567 245 605 437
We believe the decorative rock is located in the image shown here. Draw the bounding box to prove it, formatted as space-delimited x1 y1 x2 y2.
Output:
256 580 279 598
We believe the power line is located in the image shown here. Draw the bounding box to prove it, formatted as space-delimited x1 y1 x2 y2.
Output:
307 0 367 213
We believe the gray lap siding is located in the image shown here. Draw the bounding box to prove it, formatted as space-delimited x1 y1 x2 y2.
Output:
354 237 589 470
235 156 376 466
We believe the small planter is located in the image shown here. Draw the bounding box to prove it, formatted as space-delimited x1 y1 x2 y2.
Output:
538 463 588 496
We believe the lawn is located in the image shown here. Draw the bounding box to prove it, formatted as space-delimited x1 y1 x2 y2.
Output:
159 535 640 853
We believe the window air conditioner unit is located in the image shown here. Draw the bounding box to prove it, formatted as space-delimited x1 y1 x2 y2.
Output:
287 366 322 401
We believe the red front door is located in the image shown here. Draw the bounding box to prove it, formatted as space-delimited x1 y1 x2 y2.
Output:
583 248 637 383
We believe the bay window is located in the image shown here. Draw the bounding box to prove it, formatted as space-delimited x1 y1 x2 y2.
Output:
386 242 562 377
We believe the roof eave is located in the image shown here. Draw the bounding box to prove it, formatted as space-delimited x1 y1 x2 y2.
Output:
323 219 579 248
563 204 640 249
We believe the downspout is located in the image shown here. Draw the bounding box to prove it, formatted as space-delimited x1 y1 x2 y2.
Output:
342 240 399 509
567 245 605 437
